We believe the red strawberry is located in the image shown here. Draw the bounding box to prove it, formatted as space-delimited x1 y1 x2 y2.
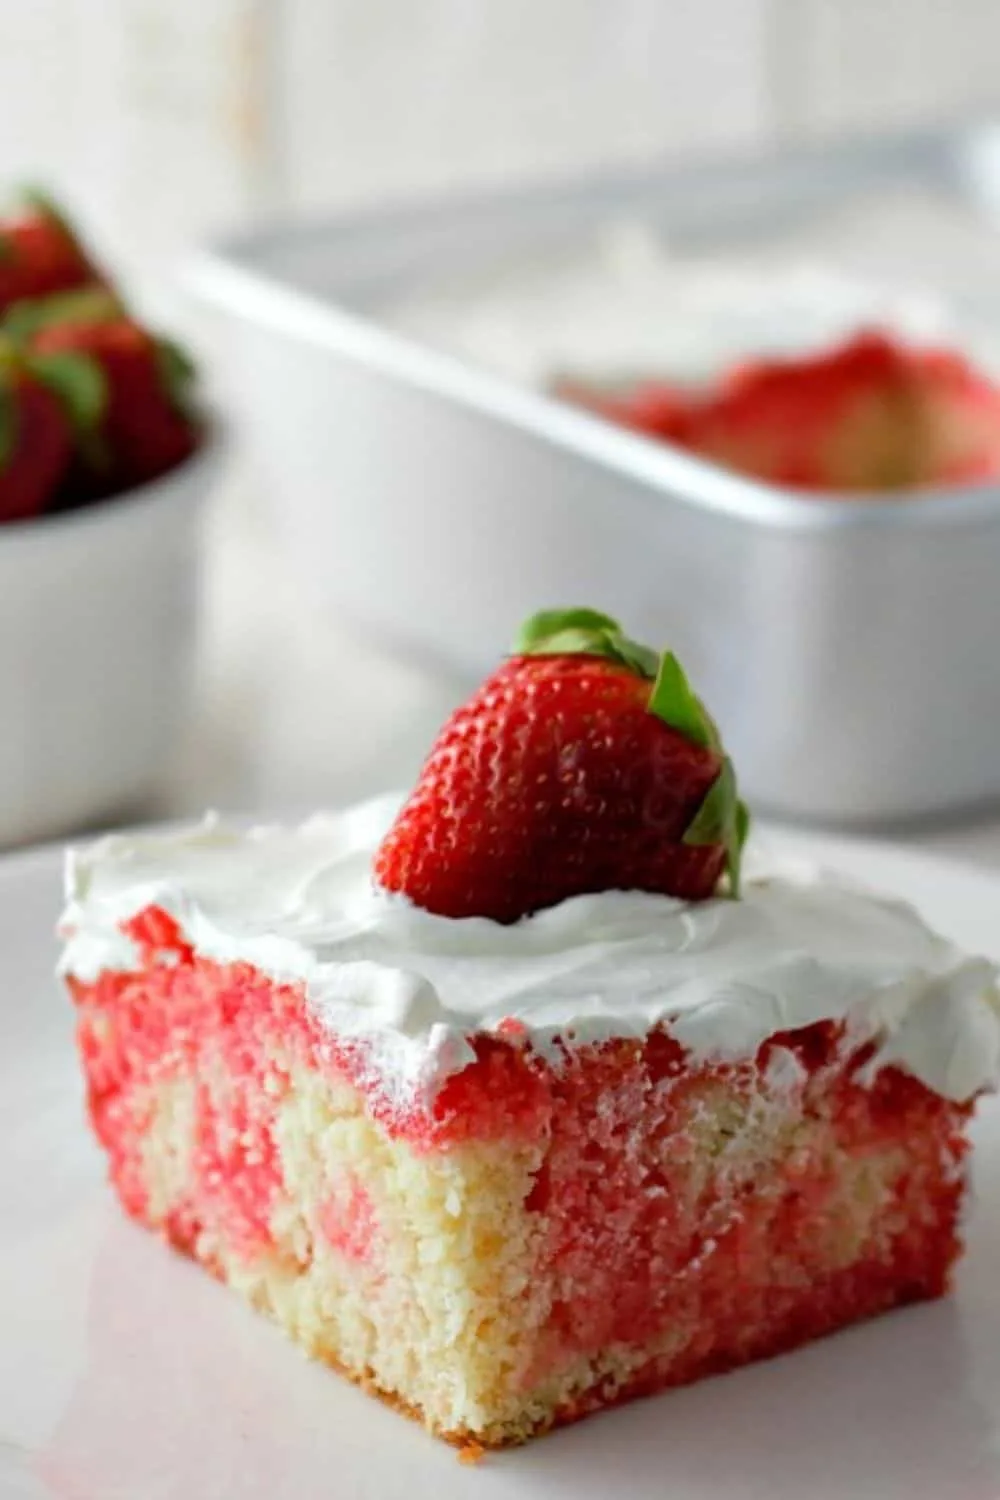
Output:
0 345 73 523
374 609 748 923
0 190 100 313
558 333 1000 493
21 292 199 495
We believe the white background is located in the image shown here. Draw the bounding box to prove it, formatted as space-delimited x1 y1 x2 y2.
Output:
5 0 1000 280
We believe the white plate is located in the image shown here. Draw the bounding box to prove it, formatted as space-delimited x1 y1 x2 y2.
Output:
3 828 1000 1500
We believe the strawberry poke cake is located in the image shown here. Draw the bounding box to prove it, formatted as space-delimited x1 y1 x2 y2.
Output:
559 331 1000 492
60 609 1000 1448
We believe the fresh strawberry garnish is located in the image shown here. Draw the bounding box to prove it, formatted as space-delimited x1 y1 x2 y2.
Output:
558 332 1000 493
18 291 199 496
374 609 748 923
0 343 73 523
0 189 100 313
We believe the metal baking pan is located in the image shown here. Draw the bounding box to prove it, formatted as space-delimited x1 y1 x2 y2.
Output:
188 123 1000 826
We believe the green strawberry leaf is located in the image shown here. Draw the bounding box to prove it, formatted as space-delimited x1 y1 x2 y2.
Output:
683 758 751 897
683 759 735 845
514 607 659 677
612 634 661 679
3 287 122 344
516 607 622 651
29 350 107 439
648 651 720 750
735 797 751 858
154 336 199 420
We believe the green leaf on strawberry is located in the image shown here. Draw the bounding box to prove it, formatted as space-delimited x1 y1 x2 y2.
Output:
683 758 750 897
515 607 659 677
154 337 199 421
648 650 720 751
29 350 106 433
28 349 110 471
3 287 122 344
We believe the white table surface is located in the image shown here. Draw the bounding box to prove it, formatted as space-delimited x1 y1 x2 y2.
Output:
153 470 1000 876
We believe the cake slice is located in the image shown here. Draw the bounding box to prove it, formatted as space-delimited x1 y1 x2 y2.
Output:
60 610 1000 1449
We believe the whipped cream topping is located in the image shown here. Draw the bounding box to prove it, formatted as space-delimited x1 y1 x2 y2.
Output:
59 794 1000 1106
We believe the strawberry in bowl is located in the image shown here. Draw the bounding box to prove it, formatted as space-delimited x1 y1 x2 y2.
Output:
0 343 75 524
0 190 202 524
0 186 215 846
8 288 200 502
0 189 100 313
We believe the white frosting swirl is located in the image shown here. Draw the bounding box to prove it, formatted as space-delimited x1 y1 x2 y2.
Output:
59 794 1000 1105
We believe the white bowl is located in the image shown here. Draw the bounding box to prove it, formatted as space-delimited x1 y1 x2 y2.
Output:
0 433 220 847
